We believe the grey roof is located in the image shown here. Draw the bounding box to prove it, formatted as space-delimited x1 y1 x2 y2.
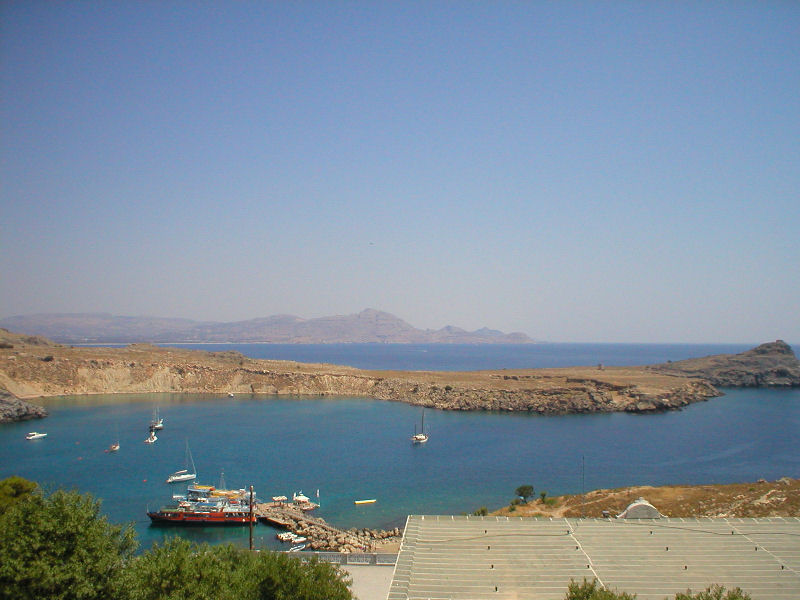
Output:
388 515 800 600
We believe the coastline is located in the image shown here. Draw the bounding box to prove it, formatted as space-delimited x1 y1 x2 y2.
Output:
0 335 723 419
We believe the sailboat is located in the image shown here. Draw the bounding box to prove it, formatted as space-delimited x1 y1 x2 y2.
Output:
167 441 197 483
150 406 164 430
410 409 429 444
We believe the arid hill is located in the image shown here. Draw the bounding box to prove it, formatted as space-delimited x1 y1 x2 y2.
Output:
492 477 800 519
0 328 719 422
0 309 533 344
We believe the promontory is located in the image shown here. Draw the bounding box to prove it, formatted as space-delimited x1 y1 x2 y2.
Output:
1 328 797 423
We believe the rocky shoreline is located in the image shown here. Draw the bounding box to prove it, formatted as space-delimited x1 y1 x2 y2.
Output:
257 503 402 553
0 388 47 423
1 329 797 424
648 339 800 387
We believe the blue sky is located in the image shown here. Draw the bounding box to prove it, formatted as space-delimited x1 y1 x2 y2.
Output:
1 2 798 343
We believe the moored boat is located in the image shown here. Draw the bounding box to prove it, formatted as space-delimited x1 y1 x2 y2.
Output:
150 406 164 430
25 431 47 440
147 481 256 525
411 409 429 444
166 441 197 483
147 504 256 525
354 498 377 505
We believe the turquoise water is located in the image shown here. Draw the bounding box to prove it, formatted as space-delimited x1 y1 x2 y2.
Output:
1 389 798 552
1 343 797 552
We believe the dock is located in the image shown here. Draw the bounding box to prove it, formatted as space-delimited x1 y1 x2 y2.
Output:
255 502 401 553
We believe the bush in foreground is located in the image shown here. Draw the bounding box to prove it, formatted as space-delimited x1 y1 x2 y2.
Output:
122 537 351 600
0 488 137 600
0 484 352 600
565 579 752 600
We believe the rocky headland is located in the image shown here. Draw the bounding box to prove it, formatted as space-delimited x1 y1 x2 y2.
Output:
0 388 48 423
647 340 800 387
0 329 796 423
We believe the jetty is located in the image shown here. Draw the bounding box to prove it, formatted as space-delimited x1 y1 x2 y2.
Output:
255 502 401 553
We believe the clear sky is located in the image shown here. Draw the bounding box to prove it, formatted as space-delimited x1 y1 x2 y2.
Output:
1 2 798 343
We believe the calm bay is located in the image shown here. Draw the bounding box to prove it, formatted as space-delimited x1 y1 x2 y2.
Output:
1 343 797 552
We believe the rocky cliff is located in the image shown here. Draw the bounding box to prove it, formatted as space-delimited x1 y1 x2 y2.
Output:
0 388 48 423
648 340 800 387
0 329 720 420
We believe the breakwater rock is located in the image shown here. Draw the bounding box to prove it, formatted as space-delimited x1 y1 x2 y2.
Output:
0 388 47 423
257 504 401 552
648 340 800 387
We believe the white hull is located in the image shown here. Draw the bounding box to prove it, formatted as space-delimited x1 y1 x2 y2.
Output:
167 472 197 483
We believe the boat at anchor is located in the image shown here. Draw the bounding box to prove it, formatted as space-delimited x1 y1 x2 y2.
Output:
147 481 256 525
166 441 197 483
411 409 429 444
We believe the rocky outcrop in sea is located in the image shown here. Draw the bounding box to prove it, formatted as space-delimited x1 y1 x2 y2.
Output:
0 388 47 423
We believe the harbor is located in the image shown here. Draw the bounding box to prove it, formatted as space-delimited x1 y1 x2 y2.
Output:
255 498 401 553
147 480 401 553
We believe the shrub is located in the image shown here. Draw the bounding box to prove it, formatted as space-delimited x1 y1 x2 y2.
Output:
515 485 534 502
564 579 635 599
674 584 752 600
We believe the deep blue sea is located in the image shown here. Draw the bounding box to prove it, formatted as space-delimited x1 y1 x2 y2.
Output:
1 343 797 553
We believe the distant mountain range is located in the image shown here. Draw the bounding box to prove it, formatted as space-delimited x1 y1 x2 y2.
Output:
0 309 534 344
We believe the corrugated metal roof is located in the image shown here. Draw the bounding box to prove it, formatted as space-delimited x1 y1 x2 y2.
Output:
388 516 800 600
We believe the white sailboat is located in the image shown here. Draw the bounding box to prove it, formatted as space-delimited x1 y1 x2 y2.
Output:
167 441 197 483
411 409 429 444
150 406 164 430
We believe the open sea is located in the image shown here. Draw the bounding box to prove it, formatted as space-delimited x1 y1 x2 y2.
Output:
1 343 798 553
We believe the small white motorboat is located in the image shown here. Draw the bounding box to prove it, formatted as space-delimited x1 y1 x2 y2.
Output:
25 432 47 440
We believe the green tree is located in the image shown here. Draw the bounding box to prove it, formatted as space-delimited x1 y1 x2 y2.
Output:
515 485 534 502
122 537 352 600
540 491 547 502
0 476 37 514
0 488 136 600
564 579 636 599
